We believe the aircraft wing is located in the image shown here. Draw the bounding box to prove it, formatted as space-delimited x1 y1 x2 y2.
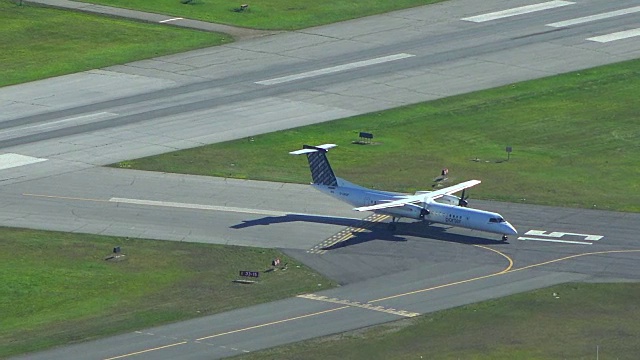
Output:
353 195 424 212
353 179 481 212
423 179 481 200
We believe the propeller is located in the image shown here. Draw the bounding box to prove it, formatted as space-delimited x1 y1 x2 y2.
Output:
458 189 469 207
419 207 430 219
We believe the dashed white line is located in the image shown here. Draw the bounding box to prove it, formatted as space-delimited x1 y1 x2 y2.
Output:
255 53 415 85
587 28 640 43
462 1 574 23
547 5 640 28
159 17 183 23
0 111 117 141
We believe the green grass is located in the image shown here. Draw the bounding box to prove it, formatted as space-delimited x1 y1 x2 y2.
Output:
0 1 230 87
113 59 640 212
0 228 335 358
232 282 640 359
77 0 445 30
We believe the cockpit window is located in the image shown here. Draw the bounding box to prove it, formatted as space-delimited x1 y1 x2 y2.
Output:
489 217 506 223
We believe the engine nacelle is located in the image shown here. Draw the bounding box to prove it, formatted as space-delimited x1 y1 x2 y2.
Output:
438 194 462 206
376 203 428 220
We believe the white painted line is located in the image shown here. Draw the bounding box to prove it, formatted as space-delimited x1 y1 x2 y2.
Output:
255 53 415 85
109 197 290 217
525 230 603 241
462 1 574 23
547 6 640 28
0 153 47 171
587 28 640 43
0 112 117 141
159 17 183 23
518 237 592 245
108 197 362 222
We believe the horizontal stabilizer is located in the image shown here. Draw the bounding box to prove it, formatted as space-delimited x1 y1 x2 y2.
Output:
289 144 337 155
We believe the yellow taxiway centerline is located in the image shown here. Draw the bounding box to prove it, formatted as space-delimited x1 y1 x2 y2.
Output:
196 306 350 341
104 341 187 360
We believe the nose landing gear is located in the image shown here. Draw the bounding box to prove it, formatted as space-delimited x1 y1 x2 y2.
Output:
502 235 508 241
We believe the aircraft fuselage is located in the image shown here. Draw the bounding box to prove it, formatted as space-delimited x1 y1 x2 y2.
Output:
314 178 517 237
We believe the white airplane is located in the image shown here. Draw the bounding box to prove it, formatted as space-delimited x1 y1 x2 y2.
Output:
290 144 517 241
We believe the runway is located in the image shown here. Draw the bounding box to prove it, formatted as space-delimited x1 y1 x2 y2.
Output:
4 0 640 358
2 0 640 176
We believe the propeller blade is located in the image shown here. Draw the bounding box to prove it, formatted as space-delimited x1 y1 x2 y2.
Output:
459 189 468 207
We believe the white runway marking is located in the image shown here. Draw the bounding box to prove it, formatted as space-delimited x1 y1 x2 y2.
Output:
587 28 640 43
159 17 183 23
0 153 47 171
255 53 415 85
518 236 592 245
109 197 362 222
462 1 574 23
518 230 603 245
109 197 290 217
0 112 117 141
525 230 603 241
547 6 640 28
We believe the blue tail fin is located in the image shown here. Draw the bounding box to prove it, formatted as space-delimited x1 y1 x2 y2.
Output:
290 144 338 186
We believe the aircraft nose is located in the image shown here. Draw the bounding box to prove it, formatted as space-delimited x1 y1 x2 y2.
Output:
504 222 518 235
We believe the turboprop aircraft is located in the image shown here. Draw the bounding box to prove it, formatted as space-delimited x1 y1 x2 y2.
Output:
290 144 517 241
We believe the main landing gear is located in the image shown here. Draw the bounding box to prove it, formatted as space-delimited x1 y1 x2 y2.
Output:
502 235 508 242
388 217 398 232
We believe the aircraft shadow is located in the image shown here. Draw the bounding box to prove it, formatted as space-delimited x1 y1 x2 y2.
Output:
231 214 508 250
325 222 506 251
230 213 375 229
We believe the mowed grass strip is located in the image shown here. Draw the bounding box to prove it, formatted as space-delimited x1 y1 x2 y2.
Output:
0 228 335 358
1 1 229 87
232 283 640 359
114 60 640 212
77 0 444 30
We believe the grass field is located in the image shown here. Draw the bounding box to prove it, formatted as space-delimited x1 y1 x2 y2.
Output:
0 228 335 358
77 0 444 30
232 282 640 359
1 1 229 87
113 59 640 212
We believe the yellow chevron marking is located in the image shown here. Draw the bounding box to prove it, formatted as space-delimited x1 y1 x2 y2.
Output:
307 214 389 254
